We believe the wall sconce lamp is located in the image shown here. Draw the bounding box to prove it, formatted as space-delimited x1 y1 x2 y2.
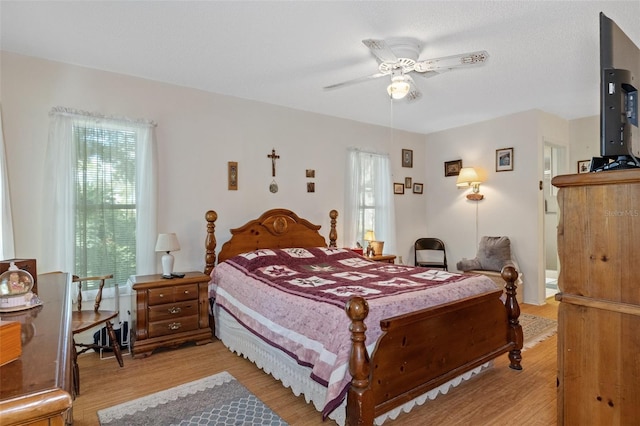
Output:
155 233 181 278
456 167 484 200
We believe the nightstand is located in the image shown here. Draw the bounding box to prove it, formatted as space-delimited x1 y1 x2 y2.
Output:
369 254 396 263
129 271 212 358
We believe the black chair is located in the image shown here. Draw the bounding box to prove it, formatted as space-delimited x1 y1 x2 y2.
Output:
414 238 448 270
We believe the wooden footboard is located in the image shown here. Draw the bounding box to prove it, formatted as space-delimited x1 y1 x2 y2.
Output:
346 266 522 426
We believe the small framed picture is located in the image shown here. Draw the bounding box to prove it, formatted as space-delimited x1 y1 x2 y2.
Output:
405 177 412 188
394 182 405 194
306 169 315 178
496 148 514 172
577 160 591 174
413 183 424 194
307 182 315 192
228 161 238 190
444 159 462 177
402 149 413 168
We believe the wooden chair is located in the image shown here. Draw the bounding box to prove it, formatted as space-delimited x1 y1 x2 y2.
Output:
71 274 124 396
414 238 448 270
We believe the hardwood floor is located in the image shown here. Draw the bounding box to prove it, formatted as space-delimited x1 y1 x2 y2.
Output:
72 298 559 425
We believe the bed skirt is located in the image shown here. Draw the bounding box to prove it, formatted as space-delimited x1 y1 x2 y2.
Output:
214 305 492 425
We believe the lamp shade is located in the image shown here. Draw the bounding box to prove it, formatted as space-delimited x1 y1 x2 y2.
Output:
364 230 376 242
155 233 181 253
456 167 482 187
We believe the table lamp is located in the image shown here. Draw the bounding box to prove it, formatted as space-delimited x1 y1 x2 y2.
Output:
364 230 376 256
155 233 181 278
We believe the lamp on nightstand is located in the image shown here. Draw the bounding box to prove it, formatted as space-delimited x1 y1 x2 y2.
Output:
364 230 375 256
155 233 181 278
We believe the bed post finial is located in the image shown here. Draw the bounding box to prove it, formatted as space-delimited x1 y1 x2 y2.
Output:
501 265 523 370
345 296 374 426
329 209 338 248
205 210 218 276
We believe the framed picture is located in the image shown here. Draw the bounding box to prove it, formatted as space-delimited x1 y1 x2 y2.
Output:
402 149 413 168
228 161 238 190
577 160 591 174
496 148 514 172
394 182 405 194
413 183 424 194
306 169 315 178
405 177 412 188
444 159 462 177
307 182 315 192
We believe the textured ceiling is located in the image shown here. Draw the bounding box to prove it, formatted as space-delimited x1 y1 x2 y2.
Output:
1 1 639 135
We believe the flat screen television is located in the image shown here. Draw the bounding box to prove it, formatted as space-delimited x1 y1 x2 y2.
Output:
594 12 640 171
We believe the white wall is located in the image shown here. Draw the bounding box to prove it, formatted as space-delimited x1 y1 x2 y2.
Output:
424 110 570 305
569 115 600 165
0 51 427 275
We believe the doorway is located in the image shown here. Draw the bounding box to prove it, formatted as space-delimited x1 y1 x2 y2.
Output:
543 143 565 298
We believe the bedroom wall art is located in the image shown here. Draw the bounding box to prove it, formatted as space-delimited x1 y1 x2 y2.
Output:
444 159 462 176
307 182 315 193
394 183 405 194
413 183 424 194
228 162 238 190
402 149 413 168
267 148 280 193
496 147 514 172
577 160 590 173
405 177 412 188
306 169 315 178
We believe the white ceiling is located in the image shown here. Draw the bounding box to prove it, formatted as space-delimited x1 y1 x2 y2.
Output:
1 1 639 135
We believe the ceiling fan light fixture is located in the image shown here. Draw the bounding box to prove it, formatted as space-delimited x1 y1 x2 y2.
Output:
387 76 410 99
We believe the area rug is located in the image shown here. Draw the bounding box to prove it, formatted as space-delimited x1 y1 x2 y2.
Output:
520 312 557 350
97 371 288 425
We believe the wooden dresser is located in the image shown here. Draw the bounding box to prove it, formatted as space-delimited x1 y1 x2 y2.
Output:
553 169 640 424
129 271 212 358
0 272 73 426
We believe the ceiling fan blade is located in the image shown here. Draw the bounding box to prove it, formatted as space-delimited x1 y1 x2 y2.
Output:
404 75 422 102
414 50 489 73
362 39 398 64
412 69 448 79
323 72 387 90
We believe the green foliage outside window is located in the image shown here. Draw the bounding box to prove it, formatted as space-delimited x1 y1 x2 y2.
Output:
74 126 137 288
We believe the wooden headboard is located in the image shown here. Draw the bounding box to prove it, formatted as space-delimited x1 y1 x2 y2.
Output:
204 208 338 275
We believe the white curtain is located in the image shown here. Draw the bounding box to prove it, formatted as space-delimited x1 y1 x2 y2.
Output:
344 148 397 254
0 104 15 259
42 107 157 276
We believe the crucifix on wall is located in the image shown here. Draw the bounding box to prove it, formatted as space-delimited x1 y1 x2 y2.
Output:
267 149 280 177
267 148 280 193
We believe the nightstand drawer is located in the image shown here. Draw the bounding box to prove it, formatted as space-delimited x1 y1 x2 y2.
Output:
148 301 198 322
148 283 198 305
148 315 199 338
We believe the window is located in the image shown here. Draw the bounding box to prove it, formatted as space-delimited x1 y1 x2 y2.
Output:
344 149 396 253
43 108 157 287
74 125 137 287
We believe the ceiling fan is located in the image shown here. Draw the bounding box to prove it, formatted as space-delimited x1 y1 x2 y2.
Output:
324 38 489 101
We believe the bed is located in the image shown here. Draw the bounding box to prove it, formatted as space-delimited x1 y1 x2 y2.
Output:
204 208 522 425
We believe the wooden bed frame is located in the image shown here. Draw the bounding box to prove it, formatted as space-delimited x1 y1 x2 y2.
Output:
204 208 522 426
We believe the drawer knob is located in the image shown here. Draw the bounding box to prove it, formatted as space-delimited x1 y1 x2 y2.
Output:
183 290 190 294
168 306 182 314
159 293 164 298
168 322 181 330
